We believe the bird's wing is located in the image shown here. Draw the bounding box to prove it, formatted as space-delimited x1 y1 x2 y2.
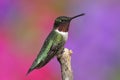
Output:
27 31 64 74
27 39 53 75
43 40 64 66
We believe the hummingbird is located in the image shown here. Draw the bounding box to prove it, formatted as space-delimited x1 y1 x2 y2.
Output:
27 13 85 75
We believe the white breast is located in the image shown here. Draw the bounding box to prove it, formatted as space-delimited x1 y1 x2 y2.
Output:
55 29 68 41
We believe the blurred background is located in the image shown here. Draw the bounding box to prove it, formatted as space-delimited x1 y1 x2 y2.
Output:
0 0 120 80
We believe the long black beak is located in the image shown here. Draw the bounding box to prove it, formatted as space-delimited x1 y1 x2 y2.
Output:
70 13 85 20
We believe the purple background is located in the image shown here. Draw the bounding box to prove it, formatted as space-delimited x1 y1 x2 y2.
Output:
0 0 120 80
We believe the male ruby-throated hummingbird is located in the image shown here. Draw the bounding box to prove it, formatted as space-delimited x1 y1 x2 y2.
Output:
27 13 85 74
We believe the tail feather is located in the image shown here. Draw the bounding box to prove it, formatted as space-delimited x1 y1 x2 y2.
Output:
26 50 56 75
26 60 44 75
26 61 38 75
26 68 34 75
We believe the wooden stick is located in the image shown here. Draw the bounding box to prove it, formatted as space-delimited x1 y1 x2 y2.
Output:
57 48 73 80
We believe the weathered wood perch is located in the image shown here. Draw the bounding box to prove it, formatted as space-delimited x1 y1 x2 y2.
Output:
57 48 73 80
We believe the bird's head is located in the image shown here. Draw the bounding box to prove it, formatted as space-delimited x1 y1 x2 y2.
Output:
53 13 85 32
